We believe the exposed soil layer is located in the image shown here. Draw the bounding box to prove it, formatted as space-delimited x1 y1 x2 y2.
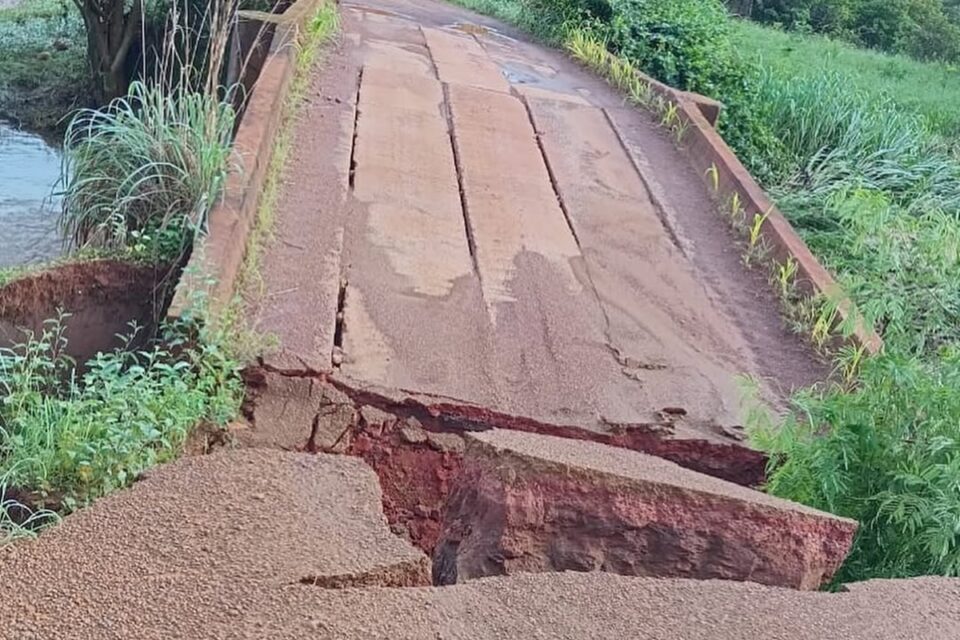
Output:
0 259 175 363
242 373 850 591
434 429 855 589
241 370 772 559
348 425 463 553
246 370 766 485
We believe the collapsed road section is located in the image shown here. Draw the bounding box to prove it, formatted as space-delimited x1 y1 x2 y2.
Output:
243 370 855 590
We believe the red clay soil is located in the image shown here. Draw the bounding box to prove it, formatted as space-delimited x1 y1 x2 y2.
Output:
321 376 766 486
243 375 850 591
348 426 463 554
0 259 174 362
434 429 856 590
0 259 169 317
240 372 771 566
421 399 766 486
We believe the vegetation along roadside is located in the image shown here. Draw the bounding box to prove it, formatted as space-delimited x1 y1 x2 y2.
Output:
451 0 960 584
0 0 340 544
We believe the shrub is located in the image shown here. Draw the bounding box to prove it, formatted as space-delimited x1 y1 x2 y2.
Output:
748 352 960 582
854 0 910 51
902 0 960 61
604 0 736 93
752 0 859 35
745 0 960 63
782 188 960 354
0 315 241 515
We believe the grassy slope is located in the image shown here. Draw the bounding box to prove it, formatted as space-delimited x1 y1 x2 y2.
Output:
731 20 960 137
0 0 90 130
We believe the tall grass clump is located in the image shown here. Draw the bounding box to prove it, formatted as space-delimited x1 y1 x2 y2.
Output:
757 72 960 213
60 82 235 260
59 0 241 262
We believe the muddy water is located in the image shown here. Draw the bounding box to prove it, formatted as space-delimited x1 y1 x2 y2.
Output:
0 121 63 269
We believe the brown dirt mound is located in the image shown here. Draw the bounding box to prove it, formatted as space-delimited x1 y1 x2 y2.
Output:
0 259 175 363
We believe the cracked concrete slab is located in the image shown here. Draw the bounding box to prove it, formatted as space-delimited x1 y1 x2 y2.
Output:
526 96 756 424
250 0 826 434
422 27 511 92
0 450 430 636
243 370 320 450
435 429 856 589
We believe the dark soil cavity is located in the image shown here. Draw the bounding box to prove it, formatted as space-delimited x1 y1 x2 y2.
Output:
243 372 769 575
347 424 464 554
0 259 177 364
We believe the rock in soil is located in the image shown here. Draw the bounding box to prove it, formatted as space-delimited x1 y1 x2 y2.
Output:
433 429 856 589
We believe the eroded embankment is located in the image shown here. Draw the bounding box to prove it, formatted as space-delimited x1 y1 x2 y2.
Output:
242 367 855 589
0 259 177 363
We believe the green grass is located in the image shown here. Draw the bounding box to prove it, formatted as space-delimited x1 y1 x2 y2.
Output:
0 1 274 546
0 0 90 130
731 20 960 138
60 82 236 260
0 311 242 531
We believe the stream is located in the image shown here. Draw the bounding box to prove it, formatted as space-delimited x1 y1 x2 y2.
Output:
0 121 64 269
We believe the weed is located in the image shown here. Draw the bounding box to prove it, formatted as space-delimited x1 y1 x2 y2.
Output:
1 472 60 545
728 191 743 222
748 208 771 251
671 117 688 143
59 83 235 259
660 101 679 128
706 163 719 192
0 310 242 532
776 257 798 300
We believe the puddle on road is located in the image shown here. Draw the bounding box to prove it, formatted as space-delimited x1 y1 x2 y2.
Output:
448 21 516 42
501 63 541 85
0 121 63 269
451 22 490 36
